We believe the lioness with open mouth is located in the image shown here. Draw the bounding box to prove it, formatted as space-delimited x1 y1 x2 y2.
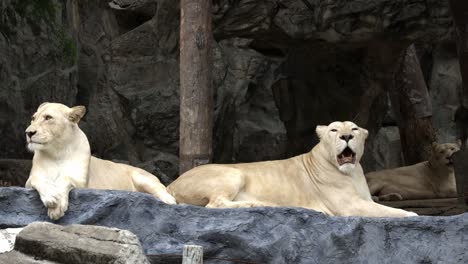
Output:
168 121 416 217
25 102 176 220
366 142 460 201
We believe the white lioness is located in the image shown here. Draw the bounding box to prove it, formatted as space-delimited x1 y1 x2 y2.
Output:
168 121 416 217
366 142 460 201
25 103 176 220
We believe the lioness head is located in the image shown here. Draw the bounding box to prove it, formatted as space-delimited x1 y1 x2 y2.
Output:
316 121 368 174
25 102 86 152
430 142 461 167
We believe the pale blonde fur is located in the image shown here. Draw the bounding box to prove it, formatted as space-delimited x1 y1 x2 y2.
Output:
366 142 460 201
25 102 175 220
168 121 417 217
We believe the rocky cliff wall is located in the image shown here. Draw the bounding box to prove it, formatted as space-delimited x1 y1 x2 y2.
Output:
0 0 459 183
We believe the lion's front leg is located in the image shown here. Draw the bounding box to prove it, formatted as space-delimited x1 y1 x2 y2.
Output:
46 168 88 220
39 190 61 209
29 180 59 209
51 179 76 220
345 199 417 217
32 179 75 220
47 193 70 220
206 196 278 208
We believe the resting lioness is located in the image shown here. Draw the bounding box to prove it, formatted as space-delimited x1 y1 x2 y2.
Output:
168 121 416 217
366 142 460 201
25 103 176 220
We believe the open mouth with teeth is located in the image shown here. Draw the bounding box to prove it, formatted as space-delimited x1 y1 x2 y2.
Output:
337 147 356 165
447 155 454 166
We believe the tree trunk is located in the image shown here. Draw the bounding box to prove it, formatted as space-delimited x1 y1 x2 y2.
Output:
449 0 468 150
449 0 468 108
448 0 468 208
394 45 437 165
365 42 437 166
362 42 402 171
179 0 213 174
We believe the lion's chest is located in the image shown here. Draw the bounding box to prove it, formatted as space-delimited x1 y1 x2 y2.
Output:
432 175 457 197
31 157 88 188
351 176 372 200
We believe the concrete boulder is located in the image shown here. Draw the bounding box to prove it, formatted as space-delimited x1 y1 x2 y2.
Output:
0 187 467 263
0 222 149 264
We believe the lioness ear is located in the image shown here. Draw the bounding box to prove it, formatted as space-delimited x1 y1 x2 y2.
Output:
38 102 49 109
431 142 438 150
456 139 463 147
316 125 327 139
361 128 369 139
69 106 86 123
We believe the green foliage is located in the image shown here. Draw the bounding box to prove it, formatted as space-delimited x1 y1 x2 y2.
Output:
55 26 78 65
14 0 77 65
15 0 56 22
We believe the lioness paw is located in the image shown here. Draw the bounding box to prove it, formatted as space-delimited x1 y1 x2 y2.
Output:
158 192 177 205
47 198 69 220
48 207 65 220
406 211 418 217
40 193 60 208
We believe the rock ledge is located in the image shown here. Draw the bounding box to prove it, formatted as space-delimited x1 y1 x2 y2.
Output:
0 187 467 263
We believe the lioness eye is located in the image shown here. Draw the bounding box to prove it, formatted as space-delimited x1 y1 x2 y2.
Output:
330 129 337 132
352 128 358 131
439 150 444 154
44 115 53 121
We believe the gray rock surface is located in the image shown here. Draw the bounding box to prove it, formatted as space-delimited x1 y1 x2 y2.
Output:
0 159 31 187
213 0 452 43
0 0 78 159
0 227 23 253
0 0 460 181
0 188 466 264
368 126 403 172
0 251 58 264
364 42 463 172
0 222 149 264
429 43 462 144
453 149 468 205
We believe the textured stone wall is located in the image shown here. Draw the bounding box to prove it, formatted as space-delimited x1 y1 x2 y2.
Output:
0 0 78 159
0 0 459 183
